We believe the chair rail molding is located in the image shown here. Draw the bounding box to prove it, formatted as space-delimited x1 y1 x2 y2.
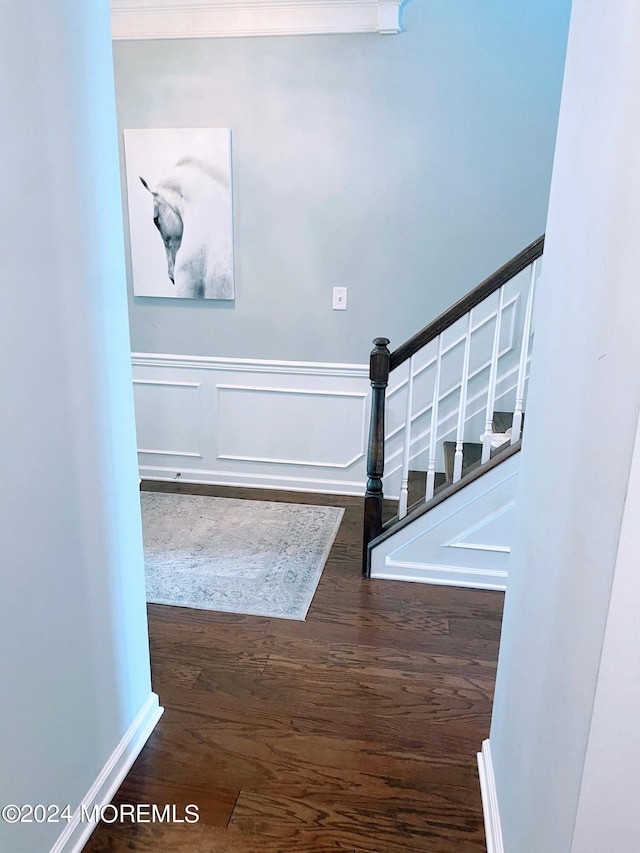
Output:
110 0 402 40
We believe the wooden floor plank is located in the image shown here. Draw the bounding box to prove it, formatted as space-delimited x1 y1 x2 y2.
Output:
127 707 482 797
111 775 238 828
229 789 487 852
83 483 502 852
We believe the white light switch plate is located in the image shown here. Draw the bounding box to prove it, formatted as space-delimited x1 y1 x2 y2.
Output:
333 286 347 310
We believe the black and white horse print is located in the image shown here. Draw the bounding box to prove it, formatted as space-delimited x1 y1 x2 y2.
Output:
140 157 233 299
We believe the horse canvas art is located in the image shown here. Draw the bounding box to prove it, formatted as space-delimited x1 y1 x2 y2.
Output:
124 129 234 300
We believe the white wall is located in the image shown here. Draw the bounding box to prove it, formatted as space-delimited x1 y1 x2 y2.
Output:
570 415 640 851
488 1 640 850
113 0 571 365
0 3 158 851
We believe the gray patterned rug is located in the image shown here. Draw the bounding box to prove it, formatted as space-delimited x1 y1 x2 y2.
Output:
140 492 344 621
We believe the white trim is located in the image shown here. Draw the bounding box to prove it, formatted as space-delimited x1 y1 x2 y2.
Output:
448 542 511 553
385 560 507 578
132 352 368 378
133 379 201 388
216 452 363 468
137 463 365 494
110 0 402 40
49 693 163 853
372 562 507 591
138 448 204 457
215 383 368 398
477 739 504 853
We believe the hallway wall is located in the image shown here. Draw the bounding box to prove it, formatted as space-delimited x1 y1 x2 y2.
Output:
0 3 158 851
488 1 640 849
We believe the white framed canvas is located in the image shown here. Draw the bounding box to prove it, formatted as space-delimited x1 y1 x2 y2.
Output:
124 128 234 300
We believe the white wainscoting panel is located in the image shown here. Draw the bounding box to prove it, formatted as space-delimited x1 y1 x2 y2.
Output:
132 353 369 495
216 385 367 467
370 450 520 589
133 380 203 458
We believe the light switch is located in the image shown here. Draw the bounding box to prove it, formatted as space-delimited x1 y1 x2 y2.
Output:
333 287 347 310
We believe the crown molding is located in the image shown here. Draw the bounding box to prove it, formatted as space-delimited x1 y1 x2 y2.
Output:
110 0 402 40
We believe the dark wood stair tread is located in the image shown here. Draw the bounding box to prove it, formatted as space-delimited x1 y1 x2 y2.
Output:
443 441 483 482
407 470 446 505
492 411 514 433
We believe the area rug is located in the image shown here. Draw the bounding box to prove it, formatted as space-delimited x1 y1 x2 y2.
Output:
140 492 344 621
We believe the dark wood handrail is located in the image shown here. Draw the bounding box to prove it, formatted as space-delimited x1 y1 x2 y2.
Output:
389 235 544 371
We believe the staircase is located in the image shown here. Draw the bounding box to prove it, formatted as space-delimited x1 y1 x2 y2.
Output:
362 237 543 589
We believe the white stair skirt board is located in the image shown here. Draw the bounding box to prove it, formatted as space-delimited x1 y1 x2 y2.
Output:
477 740 504 853
370 451 519 589
49 693 163 853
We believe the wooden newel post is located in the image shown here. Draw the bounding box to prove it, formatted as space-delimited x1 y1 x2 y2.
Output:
363 337 391 576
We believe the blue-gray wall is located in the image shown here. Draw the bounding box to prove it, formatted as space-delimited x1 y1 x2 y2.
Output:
114 0 571 363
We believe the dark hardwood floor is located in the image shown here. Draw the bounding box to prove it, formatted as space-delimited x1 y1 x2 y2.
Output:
83 483 503 852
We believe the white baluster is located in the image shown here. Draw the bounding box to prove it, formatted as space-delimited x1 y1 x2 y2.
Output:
425 335 443 501
481 287 505 463
512 260 537 443
398 356 415 519
453 312 472 483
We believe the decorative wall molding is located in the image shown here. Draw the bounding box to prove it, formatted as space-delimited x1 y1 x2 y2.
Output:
477 739 504 853
216 383 367 468
132 353 367 377
110 0 402 40
132 353 370 495
133 377 203 458
50 694 163 853
138 448 203 457
370 451 519 590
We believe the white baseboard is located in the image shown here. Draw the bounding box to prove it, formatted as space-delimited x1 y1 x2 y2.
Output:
138 465 366 496
477 739 504 853
49 693 163 853
369 565 507 590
